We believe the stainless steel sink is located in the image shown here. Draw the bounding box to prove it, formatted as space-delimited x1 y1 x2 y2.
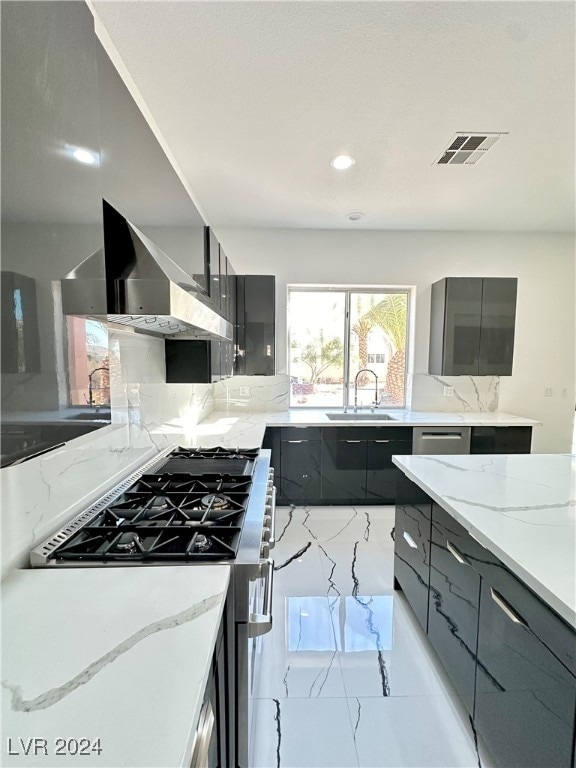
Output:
325 412 397 421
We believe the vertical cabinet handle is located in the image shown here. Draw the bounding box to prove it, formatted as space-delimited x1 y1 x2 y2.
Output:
446 540 468 565
402 530 418 549
490 588 528 628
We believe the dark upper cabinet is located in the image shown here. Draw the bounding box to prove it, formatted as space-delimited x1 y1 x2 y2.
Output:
478 278 517 375
235 275 275 375
1 272 41 375
429 277 517 376
1 1 110 465
207 228 221 310
96 43 207 294
165 340 211 383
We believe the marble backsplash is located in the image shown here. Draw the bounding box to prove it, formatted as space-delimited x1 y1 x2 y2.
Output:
213 375 289 412
409 374 500 412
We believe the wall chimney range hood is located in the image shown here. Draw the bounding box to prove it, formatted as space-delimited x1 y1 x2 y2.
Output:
61 202 232 340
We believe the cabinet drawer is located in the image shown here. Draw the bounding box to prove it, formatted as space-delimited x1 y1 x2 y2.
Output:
428 504 481 716
279 426 322 441
475 580 576 767
472 557 576 678
394 499 432 631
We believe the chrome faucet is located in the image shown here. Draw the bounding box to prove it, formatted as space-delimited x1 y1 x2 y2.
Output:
86 366 109 408
353 368 379 413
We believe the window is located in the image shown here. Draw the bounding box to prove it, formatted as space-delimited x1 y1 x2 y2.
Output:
288 287 409 408
67 318 111 407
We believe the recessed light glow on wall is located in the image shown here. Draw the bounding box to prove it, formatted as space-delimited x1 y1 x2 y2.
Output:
330 154 355 170
68 146 99 165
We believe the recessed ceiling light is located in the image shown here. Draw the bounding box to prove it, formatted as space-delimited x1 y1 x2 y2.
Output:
330 154 355 170
348 212 365 221
71 147 99 165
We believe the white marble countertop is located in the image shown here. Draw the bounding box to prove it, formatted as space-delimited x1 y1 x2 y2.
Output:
184 408 540 450
1 566 230 767
392 453 576 627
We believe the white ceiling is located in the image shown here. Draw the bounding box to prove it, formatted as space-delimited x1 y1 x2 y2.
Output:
91 1 575 232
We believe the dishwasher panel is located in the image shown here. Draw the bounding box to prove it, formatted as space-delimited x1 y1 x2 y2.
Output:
412 426 471 455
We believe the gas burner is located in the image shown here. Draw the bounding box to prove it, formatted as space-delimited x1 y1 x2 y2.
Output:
149 496 170 511
201 493 232 510
116 532 141 553
193 534 212 552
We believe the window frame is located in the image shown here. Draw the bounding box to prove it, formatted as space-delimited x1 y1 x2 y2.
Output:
287 285 411 409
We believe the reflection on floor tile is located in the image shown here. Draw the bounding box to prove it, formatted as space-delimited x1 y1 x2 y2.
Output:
252 506 490 768
251 698 359 768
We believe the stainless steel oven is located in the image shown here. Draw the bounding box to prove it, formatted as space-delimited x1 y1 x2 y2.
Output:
30 445 276 768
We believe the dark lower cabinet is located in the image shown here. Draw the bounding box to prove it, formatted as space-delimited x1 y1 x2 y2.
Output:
428 504 481 716
280 438 321 503
470 426 532 454
475 581 576 768
393 475 432 631
321 436 367 501
366 435 413 504
265 424 531 507
394 482 576 768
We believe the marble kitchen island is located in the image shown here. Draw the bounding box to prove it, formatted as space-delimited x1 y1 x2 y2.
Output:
1 566 230 768
392 452 575 624
392 452 576 768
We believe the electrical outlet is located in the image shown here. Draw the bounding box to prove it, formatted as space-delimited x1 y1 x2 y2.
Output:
561 387 568 398
239 387 250 399
443 386 454 396
544 387 553 397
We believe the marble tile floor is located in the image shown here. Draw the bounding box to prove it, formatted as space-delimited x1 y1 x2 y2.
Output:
250 505 493 768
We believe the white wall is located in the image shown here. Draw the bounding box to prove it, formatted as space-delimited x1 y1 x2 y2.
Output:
216 227 576 453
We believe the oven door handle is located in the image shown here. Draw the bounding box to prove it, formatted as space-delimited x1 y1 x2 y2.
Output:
267 487 277 549
189 698 215 768
249 558 274 638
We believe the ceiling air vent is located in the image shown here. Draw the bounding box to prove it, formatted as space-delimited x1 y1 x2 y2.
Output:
434 133 506 165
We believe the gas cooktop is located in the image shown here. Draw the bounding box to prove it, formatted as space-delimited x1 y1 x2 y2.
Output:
49 474 252 562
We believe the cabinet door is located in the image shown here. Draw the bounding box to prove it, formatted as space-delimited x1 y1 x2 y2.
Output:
208 229 221 310
243 276 275 375
475 581 576 768
430 278 483 375
428 504 480 716
393 475 432 631
470 426 532 454
321 437 367 501
280 439 322 502
366 435 412 503
478 278 517 376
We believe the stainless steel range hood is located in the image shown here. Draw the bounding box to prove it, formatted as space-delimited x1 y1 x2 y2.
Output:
61 203 232 340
